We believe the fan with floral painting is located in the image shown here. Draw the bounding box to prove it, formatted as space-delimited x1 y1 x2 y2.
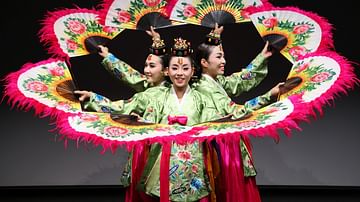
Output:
278 51 358 115
99 0 183 31
3 59 82 117
38 8 123 59
2 58 202 150
168 0 266 28
248 7 334 63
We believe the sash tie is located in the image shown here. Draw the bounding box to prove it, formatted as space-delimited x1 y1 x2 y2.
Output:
167 115 188 125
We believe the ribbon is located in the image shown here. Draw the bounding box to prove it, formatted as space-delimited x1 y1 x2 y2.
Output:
167 115 188 125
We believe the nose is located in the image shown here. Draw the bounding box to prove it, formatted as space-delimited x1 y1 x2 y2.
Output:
144 65 150 73
221 57 226 64
176 68 184 75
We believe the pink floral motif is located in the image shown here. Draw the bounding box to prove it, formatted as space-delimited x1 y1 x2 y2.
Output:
183 4 197 18
56 101 72 111
289 46 307 58
154 126 170 132
66 39 78 51
214 0 228 4
143 0 161 7
235 120 259 128
102 26 118 34
79 113 99 122
295 63 310 73
48 66 64 76
191 164 198 173
26 81 48 93
67 20 86 35
104 126 129 137
117 10 132 23
241 10 250 19
262 17 278 28
177 150 192 161
310 72 331 83
293 24 310 34
262 107 279 115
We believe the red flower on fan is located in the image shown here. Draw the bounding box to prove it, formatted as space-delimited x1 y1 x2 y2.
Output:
66 39 78 51
103 26 118 34
214 0 228 5
67 20 86 35
56 101 71 111
295 63 310 73
104 126 129 137
293 24 310 34
79 113 99 122
241 10 250 19
235 120 259 128
48 66 65 76
177 150 192 161
262 107 279 115
289 46 307 58
26 81 48 93
117 10 131 23
262 17 278 28
183 4 197 18
310 72 331 83
142 0 161 7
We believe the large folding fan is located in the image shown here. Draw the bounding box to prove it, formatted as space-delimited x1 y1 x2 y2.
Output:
38 8 123 59
99 0 183 30
279 51 359 115
3 59 81 117
2 58 202 151
168 0 266 27
248 7 334 63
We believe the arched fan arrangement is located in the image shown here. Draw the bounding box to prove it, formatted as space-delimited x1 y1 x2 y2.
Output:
2 0 359 152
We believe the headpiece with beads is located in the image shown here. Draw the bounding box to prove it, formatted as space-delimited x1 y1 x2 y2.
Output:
205 31 222 46
149 37 167 56
170 37 193 57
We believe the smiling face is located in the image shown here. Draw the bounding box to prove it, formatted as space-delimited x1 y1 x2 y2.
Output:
144 54 165 86
166 56 194 90
201 45 226 78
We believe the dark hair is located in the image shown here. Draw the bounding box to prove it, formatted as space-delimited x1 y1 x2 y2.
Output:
158 54 169 69
194 43 216 69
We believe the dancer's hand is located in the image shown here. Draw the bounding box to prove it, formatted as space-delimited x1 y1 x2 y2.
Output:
261 41 273 58
98 45 109 58
270 82 285 97
213 23 224 36
74 90 93 102
146 26 161 40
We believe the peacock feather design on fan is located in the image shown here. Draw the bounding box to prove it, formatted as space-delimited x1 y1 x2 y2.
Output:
3 59 82 117
39 8 123 59
99 0 183 30
168 0 266 27
248 7 334 63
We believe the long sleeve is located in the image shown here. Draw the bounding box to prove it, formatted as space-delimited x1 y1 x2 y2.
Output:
84 91 149 116
227 90 273 119
217 53 268 97
101 53 149 92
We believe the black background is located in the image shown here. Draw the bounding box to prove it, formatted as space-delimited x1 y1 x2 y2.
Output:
0 0 359 186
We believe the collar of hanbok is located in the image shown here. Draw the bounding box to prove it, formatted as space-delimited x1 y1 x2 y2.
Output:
202 73 227 96
170 84 191 112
